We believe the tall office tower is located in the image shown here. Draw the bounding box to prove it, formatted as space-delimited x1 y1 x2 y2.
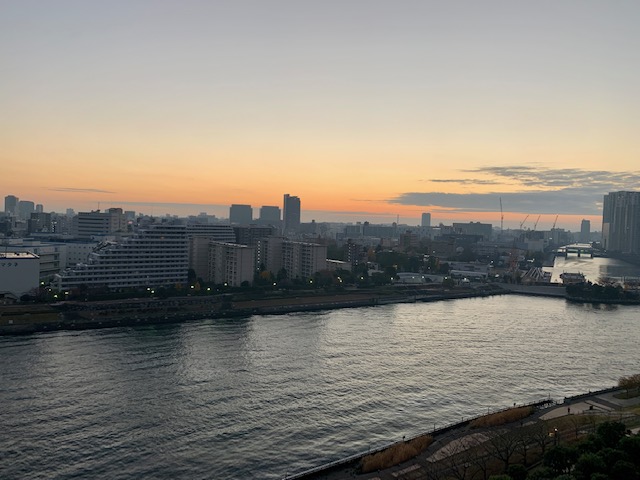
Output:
35 204 44 213
18 200 35 220
602 191 640 254
283 194 301 233
229 204 253 224
4 195 18 215
259 205 281 223
421 212 431 228
580 219 591 243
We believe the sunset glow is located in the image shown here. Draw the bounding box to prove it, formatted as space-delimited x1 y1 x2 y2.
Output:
2 1 639 231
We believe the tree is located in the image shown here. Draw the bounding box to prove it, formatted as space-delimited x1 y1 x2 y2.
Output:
543 445 576 476
487 430 520 472
596 421 626 448
619 373 640 395
611 459 639 480
526 420 552 456
442 277 455 288
619 435 640 467
506 463 527 480
573 452 606 480
188 268 197 282
276 268 288 282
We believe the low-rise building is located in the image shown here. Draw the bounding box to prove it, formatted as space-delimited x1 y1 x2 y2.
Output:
0 252 40 301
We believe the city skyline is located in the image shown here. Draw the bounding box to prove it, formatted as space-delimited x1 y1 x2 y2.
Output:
3 1 639 231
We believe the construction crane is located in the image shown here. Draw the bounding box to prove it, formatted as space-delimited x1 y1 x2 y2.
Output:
551 215 559 230
519 214 529 231
533 215 541 231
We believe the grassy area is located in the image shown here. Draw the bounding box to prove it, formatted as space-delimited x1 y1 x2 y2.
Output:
469 406 534 428
360 435 433 473
614 388 640 399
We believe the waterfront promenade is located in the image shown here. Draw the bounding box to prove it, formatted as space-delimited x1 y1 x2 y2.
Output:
291 388 640 480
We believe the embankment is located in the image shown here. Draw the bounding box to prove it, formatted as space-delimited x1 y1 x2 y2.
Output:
0 286 506 335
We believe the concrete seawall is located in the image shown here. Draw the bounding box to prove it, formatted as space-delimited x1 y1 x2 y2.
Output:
499 284 567 297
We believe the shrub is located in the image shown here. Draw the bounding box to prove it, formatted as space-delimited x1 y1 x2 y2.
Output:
360 435 433 473
469 406 534 428
507 463 527 480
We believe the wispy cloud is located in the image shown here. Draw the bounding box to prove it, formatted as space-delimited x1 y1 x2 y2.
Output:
50 187 116 194
391 166 640 215
467 166 640 190
389 189 601 215
428 178 501 185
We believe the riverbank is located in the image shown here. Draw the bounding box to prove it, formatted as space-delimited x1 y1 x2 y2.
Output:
0 284 507 335
288 386 640 480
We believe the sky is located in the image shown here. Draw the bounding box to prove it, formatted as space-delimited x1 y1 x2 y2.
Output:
2 1 640 231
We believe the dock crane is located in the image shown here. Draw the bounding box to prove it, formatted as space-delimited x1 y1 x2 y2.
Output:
533 215 541 231
551 215 559 230
519 214 529 231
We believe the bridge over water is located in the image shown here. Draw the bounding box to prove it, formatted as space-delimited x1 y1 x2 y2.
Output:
555 243 595 257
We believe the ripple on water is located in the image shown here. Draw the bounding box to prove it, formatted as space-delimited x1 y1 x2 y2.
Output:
1 296 640 479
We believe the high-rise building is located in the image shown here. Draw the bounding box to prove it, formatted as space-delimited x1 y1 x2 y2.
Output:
4 195 18 216
283 194 301 233
209 242 255 286
256 237 326 280
18 200 35 220
259 205 281 224
602 191 640 254
229 204 253 224
580 219 591 243
35 204 44 213
421 212 431 228
187 224 237 280
28 212 53 234
282 241 327 280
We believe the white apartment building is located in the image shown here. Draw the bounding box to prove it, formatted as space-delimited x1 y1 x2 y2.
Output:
209 242 255 287
53 223 188 290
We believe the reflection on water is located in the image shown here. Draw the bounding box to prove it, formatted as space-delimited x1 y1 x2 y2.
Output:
1 296 640 479
548 255 640 283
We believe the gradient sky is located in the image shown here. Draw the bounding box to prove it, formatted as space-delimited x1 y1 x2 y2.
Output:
2 1 639 230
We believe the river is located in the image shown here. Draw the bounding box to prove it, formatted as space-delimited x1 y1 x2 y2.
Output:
1 293 639 479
